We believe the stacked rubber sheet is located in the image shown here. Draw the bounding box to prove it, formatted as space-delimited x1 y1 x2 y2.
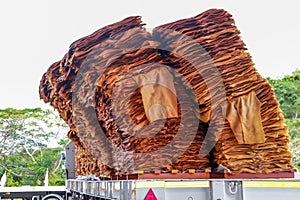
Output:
39 9 293 176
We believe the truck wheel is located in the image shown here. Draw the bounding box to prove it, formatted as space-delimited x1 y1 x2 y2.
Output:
42 194 64 200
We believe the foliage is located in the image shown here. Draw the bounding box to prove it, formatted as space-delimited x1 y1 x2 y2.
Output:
267 70 300 120
0 108 68 186
267 69 300 169
0 148 66 186
49 167 66 186
0 108 67 156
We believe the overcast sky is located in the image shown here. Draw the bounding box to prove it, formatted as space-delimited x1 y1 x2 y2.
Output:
0 0 299 109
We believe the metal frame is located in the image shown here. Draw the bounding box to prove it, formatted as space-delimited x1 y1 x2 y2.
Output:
66 178 300 200
64 142 299 200
209 180 243 200
65 142 76 179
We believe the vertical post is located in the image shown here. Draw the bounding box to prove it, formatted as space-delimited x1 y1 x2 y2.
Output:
44 168 49 186
65 142 76 179
209 180 243 200
106 181 113 198
122 180 135 200
120 181 126 200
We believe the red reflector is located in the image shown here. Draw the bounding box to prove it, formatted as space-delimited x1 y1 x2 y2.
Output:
144 188 158 200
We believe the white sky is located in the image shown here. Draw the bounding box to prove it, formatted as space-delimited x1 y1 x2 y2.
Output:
0 0 299 109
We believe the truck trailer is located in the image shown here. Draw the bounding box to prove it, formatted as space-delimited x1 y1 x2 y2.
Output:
1 142 299 200
64 142 300 200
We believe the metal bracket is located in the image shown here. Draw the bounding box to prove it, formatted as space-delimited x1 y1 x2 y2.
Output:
210 180 243 200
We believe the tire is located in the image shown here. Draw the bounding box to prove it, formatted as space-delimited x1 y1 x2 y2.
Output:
42 194 64 200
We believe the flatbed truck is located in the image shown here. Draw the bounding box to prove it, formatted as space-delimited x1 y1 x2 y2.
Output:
1 142 299 200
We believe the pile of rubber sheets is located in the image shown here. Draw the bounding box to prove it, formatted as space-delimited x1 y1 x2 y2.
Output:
39 9 293 176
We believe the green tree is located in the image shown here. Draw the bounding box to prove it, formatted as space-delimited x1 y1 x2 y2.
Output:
0 108 68 186
267 69 300 169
